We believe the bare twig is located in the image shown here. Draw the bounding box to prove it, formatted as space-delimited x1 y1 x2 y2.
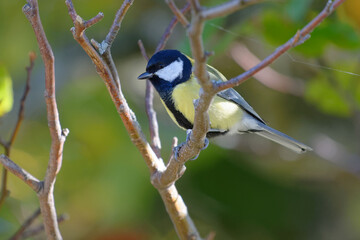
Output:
10 208 41 240
65 0 163 174
138 40 161 157
20 213 69 240
202 0 262 20
0 52 35 209
66 1 203 239
22 0 69 239
230 42 304 96
137 3 191 158
155 2 191 52
215 0 346 91
166 0 189 27
158 0 346 197
0 155 42 193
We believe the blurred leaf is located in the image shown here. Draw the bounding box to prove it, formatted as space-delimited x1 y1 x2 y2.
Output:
0 65 13 117
261 11 298 46
305 73 350 116
286 0 313 22
338 0 360 31
317 21 360 49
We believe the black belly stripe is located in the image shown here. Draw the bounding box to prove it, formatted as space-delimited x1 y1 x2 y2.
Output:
159 90 229 138
160 91 194 130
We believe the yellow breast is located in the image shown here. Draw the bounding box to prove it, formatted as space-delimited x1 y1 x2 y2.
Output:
169 78 243 131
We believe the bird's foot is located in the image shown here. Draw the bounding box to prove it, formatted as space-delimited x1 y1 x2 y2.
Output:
202 138 209 150
185 129 210 160
186 129 192 142
190 137 209 161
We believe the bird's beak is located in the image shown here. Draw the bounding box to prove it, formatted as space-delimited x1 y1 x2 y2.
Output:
138 72 154 80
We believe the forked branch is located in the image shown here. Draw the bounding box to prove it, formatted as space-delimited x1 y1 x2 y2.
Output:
162 0 347 186
65 1 203 239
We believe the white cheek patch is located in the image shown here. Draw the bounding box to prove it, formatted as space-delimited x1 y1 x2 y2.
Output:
155 58 183 82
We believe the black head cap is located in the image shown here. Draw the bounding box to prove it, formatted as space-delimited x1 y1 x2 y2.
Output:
138 50 192 86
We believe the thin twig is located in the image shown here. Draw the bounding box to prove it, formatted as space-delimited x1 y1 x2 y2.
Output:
104 0 134 49
23 0 69 239
159 0 346 190
66 0 164 174
230 42 304 96
155 2 191 52
95 0 134 90
215 0 346 92
9 52 36 151
66 1 202 239
84 12 104 29
166 0 189 27
0 155 42 193
0 52 36 209
138 40 161 157
138 2 191 158
10 208 41 240
202 0 262 20
20 214 69 240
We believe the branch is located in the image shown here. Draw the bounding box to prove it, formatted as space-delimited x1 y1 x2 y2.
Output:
23 0 69 239
161 0 346 186
65 0 163 174
230 42 304 96
166 0 189 27
215 0 346 92
66 1 202 239
155 2 191 52
137 2 191 158
20 213 69 240
10 208 41 240
0 155 42 193
138 40 161 157
201 0 262 20
0 52 36 209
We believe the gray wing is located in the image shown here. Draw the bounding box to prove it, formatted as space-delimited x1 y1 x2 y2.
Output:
217 88 265 124
206 64 265 124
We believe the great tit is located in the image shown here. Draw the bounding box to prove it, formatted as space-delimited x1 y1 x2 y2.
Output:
138 49 312 153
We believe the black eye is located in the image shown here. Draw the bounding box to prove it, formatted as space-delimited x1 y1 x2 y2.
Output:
158 64 165 69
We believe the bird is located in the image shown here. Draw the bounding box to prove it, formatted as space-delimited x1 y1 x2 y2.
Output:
138 49 312 154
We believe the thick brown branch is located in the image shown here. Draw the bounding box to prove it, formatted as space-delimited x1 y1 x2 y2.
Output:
159 185 201 239
161 0 346 190
66 0 163 174
66 1 202 239
23 0 69 239
0 155 42 193
215 0 346 92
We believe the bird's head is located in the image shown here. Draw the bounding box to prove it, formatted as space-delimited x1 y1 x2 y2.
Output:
138 50 192 90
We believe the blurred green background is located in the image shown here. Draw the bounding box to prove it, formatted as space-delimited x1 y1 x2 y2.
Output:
1 0 360 239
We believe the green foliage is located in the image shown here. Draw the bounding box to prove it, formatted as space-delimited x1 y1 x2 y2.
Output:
1 0 360 239
0 65 13 117
306 74 350 116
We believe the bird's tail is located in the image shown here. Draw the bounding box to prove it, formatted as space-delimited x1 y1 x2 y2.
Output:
253 123 312 154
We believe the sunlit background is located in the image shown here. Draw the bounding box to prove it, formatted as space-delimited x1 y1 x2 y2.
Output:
1 0 360 239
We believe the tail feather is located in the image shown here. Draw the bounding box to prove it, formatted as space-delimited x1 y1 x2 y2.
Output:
254 123 312 154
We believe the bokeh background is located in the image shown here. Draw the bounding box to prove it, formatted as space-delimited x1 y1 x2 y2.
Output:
1 0 360 239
